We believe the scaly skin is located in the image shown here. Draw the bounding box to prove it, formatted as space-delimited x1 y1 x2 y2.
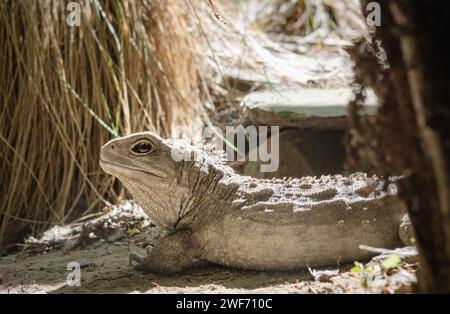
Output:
100 132 412 274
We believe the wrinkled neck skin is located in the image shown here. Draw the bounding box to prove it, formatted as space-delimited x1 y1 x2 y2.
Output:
123 156 245 230
119 168 188 229
172 159 247 229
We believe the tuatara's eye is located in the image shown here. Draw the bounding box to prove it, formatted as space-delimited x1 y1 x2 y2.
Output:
130 140 153 156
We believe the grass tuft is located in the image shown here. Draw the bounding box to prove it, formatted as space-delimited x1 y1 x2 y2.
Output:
0 0 206 253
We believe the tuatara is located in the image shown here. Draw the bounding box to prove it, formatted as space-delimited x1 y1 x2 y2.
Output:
100 132 413 274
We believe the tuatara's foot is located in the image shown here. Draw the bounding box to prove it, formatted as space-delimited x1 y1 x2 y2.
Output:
130 250 182 273
129 245 153 266
127 232 197 274
129 252 145 266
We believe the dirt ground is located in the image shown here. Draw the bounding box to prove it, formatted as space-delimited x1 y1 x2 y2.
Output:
0 239 331 294
0 202 418 294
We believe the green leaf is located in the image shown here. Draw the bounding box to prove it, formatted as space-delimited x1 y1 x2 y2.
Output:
351 261 363 273
127 227 141 237
351 266 361 273
382 255 401 269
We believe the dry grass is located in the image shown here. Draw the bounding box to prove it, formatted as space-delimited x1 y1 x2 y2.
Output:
0 0 206 252
248 0 366 39
257 0 332 36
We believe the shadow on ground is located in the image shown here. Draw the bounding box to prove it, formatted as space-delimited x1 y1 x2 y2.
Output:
1 239 325 294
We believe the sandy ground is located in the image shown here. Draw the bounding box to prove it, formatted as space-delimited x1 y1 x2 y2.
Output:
0 238 327 294
0 202 417 294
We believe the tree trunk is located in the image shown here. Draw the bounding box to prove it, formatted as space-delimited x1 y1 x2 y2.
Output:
348 0 450 292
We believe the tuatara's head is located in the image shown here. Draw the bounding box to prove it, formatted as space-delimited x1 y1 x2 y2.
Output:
100 131 235 227
100 132 176 181
100 131 187 227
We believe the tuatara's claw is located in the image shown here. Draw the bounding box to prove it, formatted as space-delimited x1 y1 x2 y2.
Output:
129 252 145 266
145 245 153 255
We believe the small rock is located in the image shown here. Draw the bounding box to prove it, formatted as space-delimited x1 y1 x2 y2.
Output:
63 239 78 251
240 88 378 129
308 267 339 282
105 230 125 243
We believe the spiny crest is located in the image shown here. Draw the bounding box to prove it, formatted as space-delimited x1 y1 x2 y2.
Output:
163 137 235 176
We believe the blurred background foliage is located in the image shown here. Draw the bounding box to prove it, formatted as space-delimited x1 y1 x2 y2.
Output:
0 0 207 252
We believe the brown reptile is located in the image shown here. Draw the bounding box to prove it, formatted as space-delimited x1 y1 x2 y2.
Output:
100 132 413 274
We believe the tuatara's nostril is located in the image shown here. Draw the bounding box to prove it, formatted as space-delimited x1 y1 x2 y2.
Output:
111 144 115 150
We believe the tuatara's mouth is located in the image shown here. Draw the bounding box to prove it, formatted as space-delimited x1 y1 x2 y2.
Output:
99 159 125 176
99 159 139 174
99 159 167 179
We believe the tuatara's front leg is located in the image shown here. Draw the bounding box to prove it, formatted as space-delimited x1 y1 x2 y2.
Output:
129 230 198 274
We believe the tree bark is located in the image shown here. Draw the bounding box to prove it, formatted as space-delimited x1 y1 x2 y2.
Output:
349 0 450 292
